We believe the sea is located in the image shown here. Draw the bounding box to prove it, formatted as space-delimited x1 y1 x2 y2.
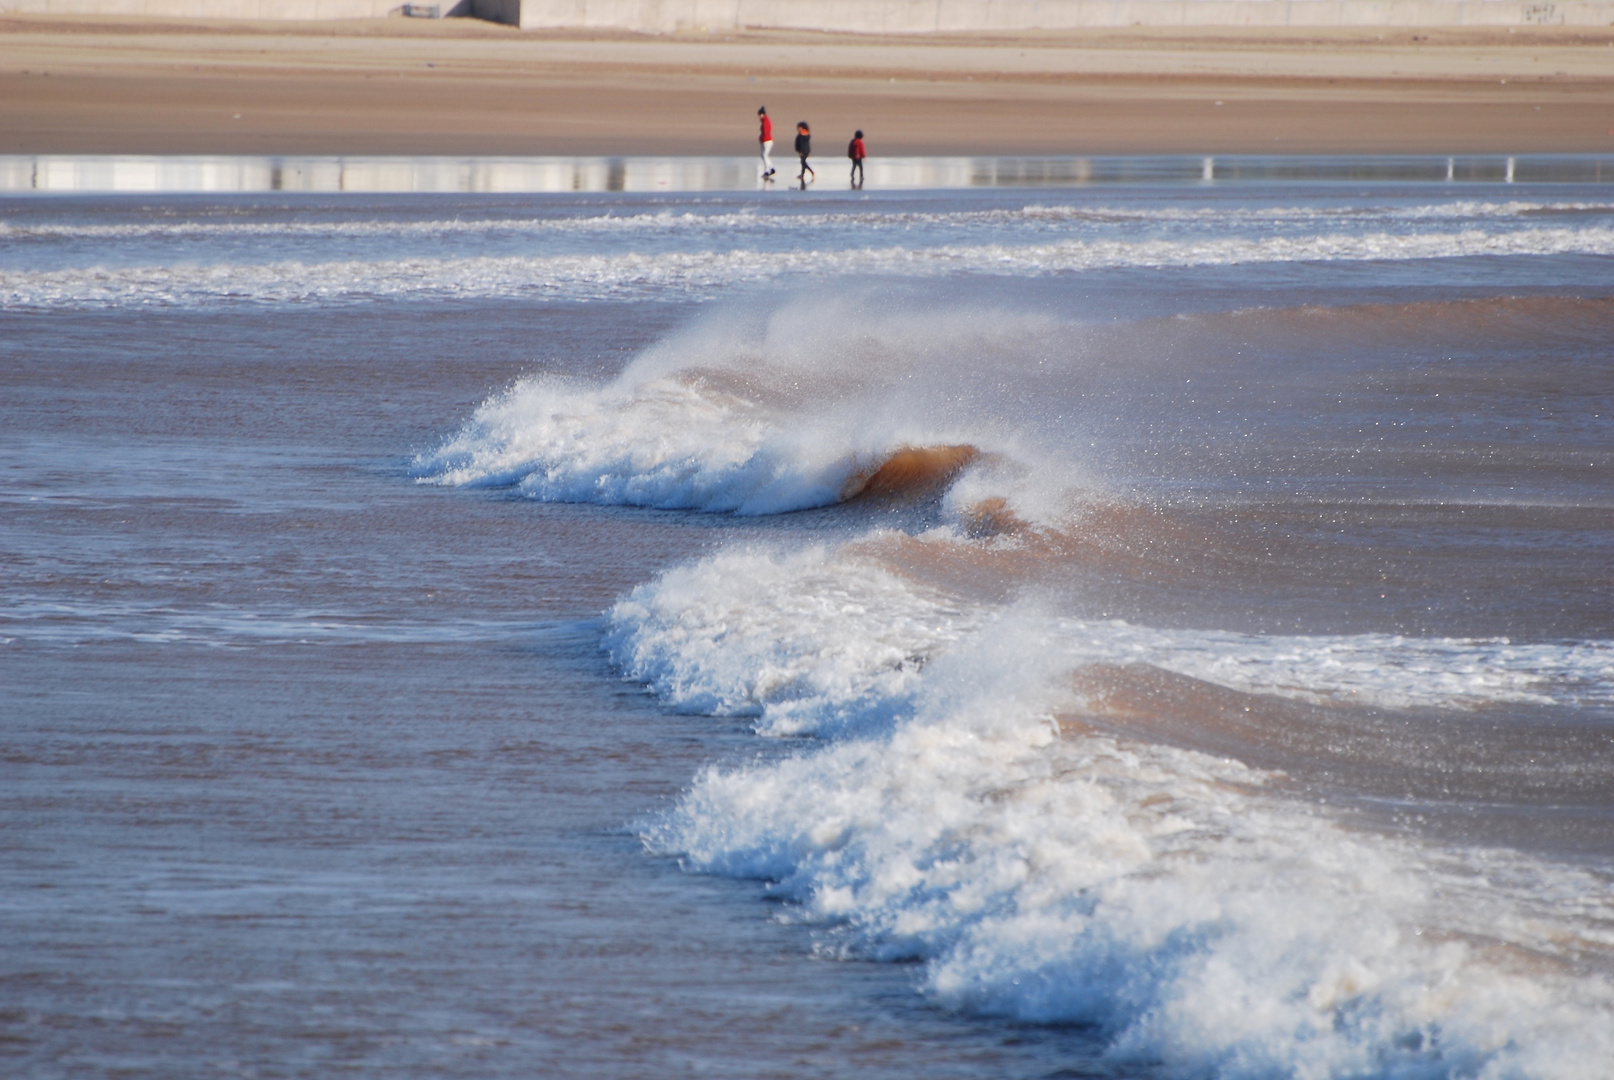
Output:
3 154 1612 1080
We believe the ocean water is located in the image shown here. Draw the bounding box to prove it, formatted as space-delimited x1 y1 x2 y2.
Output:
3 163 1613 1079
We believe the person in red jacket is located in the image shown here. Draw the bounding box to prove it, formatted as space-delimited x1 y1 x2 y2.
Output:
848 129 866 189
757 106 775 180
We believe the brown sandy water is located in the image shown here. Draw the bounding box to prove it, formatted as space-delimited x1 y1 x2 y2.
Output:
0 299 1089 1078
5 177 1613 1077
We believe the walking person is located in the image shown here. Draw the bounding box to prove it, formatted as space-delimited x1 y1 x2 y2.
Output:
794 122 814 187
848 129 866 189
757 106 775 180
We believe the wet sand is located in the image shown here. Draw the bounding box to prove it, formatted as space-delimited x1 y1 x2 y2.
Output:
2 14 1613 155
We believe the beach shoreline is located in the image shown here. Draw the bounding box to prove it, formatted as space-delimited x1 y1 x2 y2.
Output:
4 14 1613 156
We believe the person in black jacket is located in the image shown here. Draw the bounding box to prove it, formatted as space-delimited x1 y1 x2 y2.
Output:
794 122 815 186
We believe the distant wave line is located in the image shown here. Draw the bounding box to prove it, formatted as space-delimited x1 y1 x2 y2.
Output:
7 225 1613 308
5 199 1611 242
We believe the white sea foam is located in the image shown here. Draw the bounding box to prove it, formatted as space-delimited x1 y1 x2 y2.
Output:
0 211 768 241
4 199 1606 242
609 546 1614 740
1021 199 1614 224
1060 620 1614 710
412 301 1011 515
9 225 1614 308
622 542 1614 1078
653 680 1614 1079
414 373 889 515
0 250 777 308
605 543 978 736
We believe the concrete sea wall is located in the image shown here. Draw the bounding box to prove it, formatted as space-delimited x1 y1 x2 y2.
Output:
515 0 1614 30
2 0 1610 29
2 0 400 16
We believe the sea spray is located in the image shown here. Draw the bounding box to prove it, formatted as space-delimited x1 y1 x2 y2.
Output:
407 211 1614 1076
605 543 979 737
627 553 1614 1079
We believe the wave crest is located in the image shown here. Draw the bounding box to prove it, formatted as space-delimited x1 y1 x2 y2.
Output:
625 543 1614 1078
415 363 1005 516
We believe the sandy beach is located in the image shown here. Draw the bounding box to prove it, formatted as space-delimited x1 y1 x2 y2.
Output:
2 15 1613 157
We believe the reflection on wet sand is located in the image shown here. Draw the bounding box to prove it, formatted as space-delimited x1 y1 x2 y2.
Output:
3 153 1611 194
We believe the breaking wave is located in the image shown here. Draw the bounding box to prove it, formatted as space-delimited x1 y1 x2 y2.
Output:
609 544 1614 737
413 371 987 515
413 256 1614 1078
617 541 1614 1080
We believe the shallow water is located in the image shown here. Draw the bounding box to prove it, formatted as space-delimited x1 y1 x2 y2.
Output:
4 171 1612 1079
